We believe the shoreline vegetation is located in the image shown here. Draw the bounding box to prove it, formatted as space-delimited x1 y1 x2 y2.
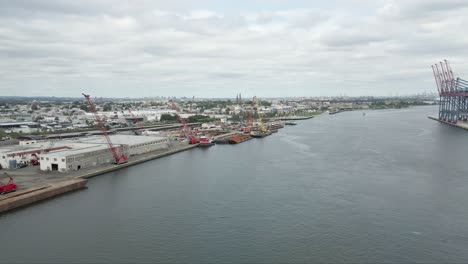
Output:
0 97 435 139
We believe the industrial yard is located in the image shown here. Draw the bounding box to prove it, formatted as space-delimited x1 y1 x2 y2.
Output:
0 92 438 213
0 96 307 213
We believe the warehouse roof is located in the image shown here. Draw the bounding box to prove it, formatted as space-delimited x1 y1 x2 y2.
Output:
39 143 110 158
77 134 167 146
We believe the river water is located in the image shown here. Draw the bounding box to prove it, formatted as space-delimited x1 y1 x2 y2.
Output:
1 106 468 263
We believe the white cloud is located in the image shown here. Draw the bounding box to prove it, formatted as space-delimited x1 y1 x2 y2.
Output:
0 0 467 98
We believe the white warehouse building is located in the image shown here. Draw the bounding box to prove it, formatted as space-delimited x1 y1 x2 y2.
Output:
75 135 169 157
0 141 72 169
39 143 113 172
0 145 43 169
39 135 169 172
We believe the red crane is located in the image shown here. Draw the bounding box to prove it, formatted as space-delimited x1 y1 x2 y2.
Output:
0 173 16 195
240 96 256 134
128 108 148 136
82 93 128 164
168 99 198 144
247 96 257 127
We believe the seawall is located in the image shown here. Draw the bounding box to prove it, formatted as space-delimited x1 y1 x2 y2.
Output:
76 144 198 179
428 116 468 130
0 144 198 214
0 179 87 214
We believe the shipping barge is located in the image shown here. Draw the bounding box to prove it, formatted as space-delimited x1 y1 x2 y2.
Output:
228 134 252 144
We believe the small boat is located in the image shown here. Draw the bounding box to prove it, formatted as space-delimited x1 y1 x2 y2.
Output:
241 127 251 134
198 136 214 147
285 122 297 126
268 123 284 130
250 130 272 138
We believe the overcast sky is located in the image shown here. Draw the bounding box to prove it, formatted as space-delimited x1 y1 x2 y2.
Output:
0 0 467 98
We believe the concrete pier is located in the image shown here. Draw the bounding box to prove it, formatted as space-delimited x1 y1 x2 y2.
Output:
272 116 314 121
0 142 199 214
76 143 198 179
428 116 468 130
0 179 87 214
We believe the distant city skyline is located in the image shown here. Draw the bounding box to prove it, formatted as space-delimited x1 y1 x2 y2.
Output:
1 0 467 98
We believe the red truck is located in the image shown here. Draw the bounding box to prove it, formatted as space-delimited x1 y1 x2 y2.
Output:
31 154 40 166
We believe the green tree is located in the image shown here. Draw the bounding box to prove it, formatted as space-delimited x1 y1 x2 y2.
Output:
80 104 88 111
187 115 215 123
103 104 112 111
259 100 272 107
160 114 179 122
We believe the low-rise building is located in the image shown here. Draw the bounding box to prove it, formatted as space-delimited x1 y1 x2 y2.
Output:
39 143 115 172
75 135 169 156
0 134 170 172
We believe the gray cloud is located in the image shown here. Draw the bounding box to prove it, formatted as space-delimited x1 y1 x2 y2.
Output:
0 0 466 97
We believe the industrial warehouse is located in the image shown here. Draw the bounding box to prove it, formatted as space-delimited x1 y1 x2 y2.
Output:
0 92 299 214
39 135 169 172
0 134 170 172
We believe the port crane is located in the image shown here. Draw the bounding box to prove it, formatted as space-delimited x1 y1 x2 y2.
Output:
256 97 268 133
247 96 257 127
241 96 256 134
82 93 128 164
127 108 149 136
168 99 198 144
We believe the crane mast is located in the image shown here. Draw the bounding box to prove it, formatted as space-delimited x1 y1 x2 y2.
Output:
82 93 128 164
240 96 257 134
168 100 198 144
256 97 267 132
247 96 257 127
128 108 148 136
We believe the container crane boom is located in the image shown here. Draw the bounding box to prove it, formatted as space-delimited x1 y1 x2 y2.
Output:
82 93 127 164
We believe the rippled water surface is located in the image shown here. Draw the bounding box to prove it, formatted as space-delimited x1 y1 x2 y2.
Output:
1 106 468 263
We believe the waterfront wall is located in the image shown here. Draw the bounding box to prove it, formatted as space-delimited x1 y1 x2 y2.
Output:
428 116 468 131
0 179 87 214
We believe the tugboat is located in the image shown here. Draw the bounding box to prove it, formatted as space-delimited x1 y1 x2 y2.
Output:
250 127 272 138
198 136 214 147
241 126 251 135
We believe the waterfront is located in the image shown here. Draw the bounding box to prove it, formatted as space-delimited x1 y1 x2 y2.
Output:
1 106 468 263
